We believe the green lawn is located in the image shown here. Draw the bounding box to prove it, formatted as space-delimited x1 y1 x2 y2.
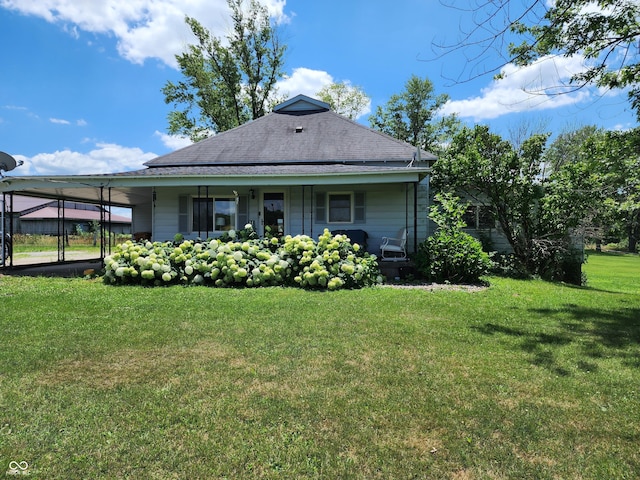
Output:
10 233 128 256
585 250 640 294
0 253 638 478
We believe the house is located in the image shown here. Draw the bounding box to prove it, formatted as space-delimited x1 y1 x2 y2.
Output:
4 195 131 236
461 202 512 252
0 95 434 263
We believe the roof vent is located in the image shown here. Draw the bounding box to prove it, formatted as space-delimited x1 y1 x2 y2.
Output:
295 126 303 133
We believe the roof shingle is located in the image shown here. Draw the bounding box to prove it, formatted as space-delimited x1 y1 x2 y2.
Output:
145 96 436 169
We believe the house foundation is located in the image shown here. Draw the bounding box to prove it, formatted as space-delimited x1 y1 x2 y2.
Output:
378 259 415 281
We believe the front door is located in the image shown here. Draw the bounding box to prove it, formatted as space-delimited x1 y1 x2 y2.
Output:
263 192 285 237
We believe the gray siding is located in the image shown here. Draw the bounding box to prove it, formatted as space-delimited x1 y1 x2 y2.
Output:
465 228 513 253
150 183 428 256
153 187 185 240
132 202 153 237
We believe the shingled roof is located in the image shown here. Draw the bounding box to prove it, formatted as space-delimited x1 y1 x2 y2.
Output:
145 95 435 168
0 96 434 207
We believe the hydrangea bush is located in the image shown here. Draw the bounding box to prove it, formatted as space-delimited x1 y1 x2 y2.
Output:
103 226 381 290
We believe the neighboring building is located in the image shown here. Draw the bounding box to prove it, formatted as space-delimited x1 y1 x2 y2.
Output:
4 195 131 236
0 95 435 258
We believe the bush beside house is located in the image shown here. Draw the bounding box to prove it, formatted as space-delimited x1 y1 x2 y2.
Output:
413 193 493 284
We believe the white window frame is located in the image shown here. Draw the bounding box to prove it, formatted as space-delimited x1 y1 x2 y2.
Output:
191 196 237 233
327 191 354 224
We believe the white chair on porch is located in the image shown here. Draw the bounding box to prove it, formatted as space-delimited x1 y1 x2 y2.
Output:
380 228 407 260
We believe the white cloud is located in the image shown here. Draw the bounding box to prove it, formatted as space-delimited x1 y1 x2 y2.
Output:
2 104 39 120
2 105 28 111
49 117 71 125
262 0 288 23
154 130 193 150
49 117 88 126
12 143 157 176
0 0 288 68
276 67 334 98
442 55 594 121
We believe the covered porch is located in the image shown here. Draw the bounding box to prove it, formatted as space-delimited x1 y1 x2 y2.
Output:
1 166 430 270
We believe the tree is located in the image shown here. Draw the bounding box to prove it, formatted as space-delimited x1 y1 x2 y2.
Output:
369 75 460 154
542 127 640 253
583 128 640 252
88 219 101 247
438 0 640 118
543 125 602 173
507 117 550 151
316 82 370 120
508 0 640 113
542 156 606 245
433 125 584 281
162 0 286 141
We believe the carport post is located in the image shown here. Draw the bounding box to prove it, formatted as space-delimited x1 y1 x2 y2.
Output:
1 193 14 267
57 199 65 262
108 187 112 255
100 187 106 259
1 196 5 266
413 181 418 253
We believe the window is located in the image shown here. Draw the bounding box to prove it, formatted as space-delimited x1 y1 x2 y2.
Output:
477 206 495 229
463 206 477 229
315 191 365 224
192 197 236 233
328 193 353 223
463 205 495 230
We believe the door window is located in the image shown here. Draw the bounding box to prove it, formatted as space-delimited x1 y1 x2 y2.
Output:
263 192 285 236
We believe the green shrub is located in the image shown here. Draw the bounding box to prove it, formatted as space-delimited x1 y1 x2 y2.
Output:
489 253 531 279
414 229 493 283
414 193 493 284
103 226 381 290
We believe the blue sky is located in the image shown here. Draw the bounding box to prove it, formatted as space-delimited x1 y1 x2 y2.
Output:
1 0 637 178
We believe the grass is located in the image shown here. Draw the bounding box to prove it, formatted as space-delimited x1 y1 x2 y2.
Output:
584 250 640 294
11 234 128 255
10 234 128 263
0 253 639 478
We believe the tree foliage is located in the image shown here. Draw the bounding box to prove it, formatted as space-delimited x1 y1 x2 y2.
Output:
433 125 583 281
509 0 640 110
584 128 640 251
162 0 286 141
368 75 460 154
543 126 640 253
439 0 640 118
543 124 601 173
541 126 611 248
316 82 370 120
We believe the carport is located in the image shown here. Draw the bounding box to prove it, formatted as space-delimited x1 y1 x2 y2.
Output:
1 174 151 269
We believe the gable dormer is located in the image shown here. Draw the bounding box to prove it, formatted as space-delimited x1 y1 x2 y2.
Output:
273 95 330 114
